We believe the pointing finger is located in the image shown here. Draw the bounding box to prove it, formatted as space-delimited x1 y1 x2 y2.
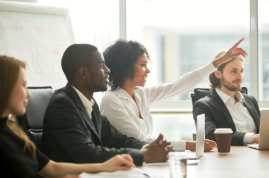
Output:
231 37 244 49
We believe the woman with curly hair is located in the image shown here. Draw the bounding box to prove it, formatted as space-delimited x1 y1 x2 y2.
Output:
100 38 246 152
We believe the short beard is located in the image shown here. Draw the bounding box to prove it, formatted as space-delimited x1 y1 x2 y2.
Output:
223 83 240 91
221 78 241 91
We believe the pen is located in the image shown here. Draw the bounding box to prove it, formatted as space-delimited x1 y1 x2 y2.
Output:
131 167 151 178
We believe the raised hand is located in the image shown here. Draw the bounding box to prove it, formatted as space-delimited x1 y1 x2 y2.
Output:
212 37 248 67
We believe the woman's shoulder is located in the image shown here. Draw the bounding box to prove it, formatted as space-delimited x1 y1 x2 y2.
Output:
104 88 132 99
0 124 25 152
101 89 122 106
102 89 118 99
100 90 126 111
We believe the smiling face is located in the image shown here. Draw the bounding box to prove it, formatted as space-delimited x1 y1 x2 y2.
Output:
7 68 30 116
131 53 151 87
216 58 244 92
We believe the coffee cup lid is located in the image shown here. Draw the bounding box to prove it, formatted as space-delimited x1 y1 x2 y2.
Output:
214 128 233 134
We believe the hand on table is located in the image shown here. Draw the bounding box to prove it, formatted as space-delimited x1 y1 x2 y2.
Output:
142 133 173 163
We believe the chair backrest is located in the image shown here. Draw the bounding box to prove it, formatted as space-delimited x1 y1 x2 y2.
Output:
191 87 248 105
25 86 53 151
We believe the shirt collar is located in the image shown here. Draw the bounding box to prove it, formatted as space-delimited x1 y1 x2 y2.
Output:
113 87 135 101
216 88 245 104
72 86 94 111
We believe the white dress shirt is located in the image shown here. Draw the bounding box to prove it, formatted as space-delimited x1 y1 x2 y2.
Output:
100 63 215 151
73 86 146 151
216 88 257 144
72 86 94 119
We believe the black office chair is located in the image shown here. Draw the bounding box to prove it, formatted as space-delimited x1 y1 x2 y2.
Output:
190 87 248 105
191 87 248 131
25 86 53 151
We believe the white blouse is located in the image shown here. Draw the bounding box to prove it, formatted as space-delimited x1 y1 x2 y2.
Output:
100 62 215 151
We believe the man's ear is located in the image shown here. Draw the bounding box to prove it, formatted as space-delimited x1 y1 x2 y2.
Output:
76 67 88 80
214 70 221 79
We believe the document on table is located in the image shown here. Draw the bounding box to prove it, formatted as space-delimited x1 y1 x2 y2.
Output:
80 169 150 178
79 163 169 178
143 162 169 166
80 170 144 178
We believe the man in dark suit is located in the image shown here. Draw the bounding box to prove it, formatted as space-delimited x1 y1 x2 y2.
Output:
193 51 260 146
43 44 171 166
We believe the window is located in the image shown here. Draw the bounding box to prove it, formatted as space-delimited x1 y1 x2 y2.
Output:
152 113 195 140
14 0 266 107
126 0 250 107
7 0 266 140
259 0 269 101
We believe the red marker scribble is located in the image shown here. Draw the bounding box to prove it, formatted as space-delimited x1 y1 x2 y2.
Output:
53 50 60 55
0 25 24 32
34 26 55 33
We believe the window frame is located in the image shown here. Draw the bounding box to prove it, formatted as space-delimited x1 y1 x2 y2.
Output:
119 0 269 112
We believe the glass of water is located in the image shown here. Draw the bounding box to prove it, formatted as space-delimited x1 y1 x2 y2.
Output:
169 152 187 178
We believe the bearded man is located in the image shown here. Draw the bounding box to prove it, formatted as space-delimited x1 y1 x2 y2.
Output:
193 51 260 146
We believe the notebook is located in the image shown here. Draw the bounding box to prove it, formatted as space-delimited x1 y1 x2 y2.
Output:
248 109 269 150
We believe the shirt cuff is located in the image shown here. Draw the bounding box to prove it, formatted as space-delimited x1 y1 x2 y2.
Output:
208 62 216 70
171 140 186 151
243 133 254 144
141 144 149 150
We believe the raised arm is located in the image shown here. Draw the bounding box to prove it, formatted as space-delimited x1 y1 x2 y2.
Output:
145 38 247 104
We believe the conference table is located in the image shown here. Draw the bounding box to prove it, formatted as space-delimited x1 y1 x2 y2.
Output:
187 146 269 178
80 146 269 178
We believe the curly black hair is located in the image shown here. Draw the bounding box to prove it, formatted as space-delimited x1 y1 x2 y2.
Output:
103 39 149 90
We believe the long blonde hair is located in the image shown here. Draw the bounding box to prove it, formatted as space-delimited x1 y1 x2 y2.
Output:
0 55 36 157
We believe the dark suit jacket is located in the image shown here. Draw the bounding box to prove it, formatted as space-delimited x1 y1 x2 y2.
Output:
42 84 147 166
193 90 260 146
